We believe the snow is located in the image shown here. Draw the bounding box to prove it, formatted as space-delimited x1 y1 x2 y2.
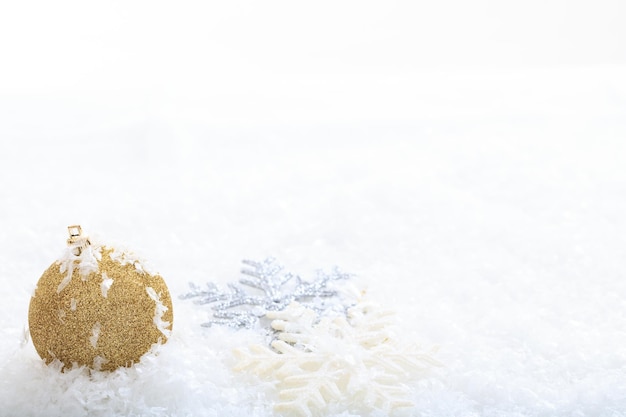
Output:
100 273 113 298
1 1 626 416
90 323 102 349
110 247 157 276
57 244 102 293
146 287 173 339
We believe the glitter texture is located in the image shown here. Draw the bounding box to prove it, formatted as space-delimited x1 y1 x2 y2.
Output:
28 231 173 372
181 258 356 329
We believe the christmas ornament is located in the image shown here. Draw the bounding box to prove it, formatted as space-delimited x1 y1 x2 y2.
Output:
28 225 173 371
235 302 440 417
181 258 356 329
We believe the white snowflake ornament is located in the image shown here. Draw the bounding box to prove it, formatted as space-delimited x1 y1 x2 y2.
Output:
234 302 440 417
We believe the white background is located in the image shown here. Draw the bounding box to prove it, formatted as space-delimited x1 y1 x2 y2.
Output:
1 1 626 416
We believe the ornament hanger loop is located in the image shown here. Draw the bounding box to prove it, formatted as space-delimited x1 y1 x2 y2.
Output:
67 225 90 255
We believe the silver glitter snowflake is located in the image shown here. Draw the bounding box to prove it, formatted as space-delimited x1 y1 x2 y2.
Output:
181 258 356 329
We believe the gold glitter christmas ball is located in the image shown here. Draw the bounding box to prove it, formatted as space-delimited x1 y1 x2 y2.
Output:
28 226 173 371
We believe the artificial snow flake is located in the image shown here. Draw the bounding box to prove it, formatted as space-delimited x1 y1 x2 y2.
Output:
181 258 356 329
233 302 440 417
57 243 101 293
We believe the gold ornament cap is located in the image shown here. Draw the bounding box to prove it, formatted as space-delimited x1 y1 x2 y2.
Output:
28 226 174 371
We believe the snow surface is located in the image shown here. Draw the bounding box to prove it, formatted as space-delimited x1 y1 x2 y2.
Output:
1 1 626 416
